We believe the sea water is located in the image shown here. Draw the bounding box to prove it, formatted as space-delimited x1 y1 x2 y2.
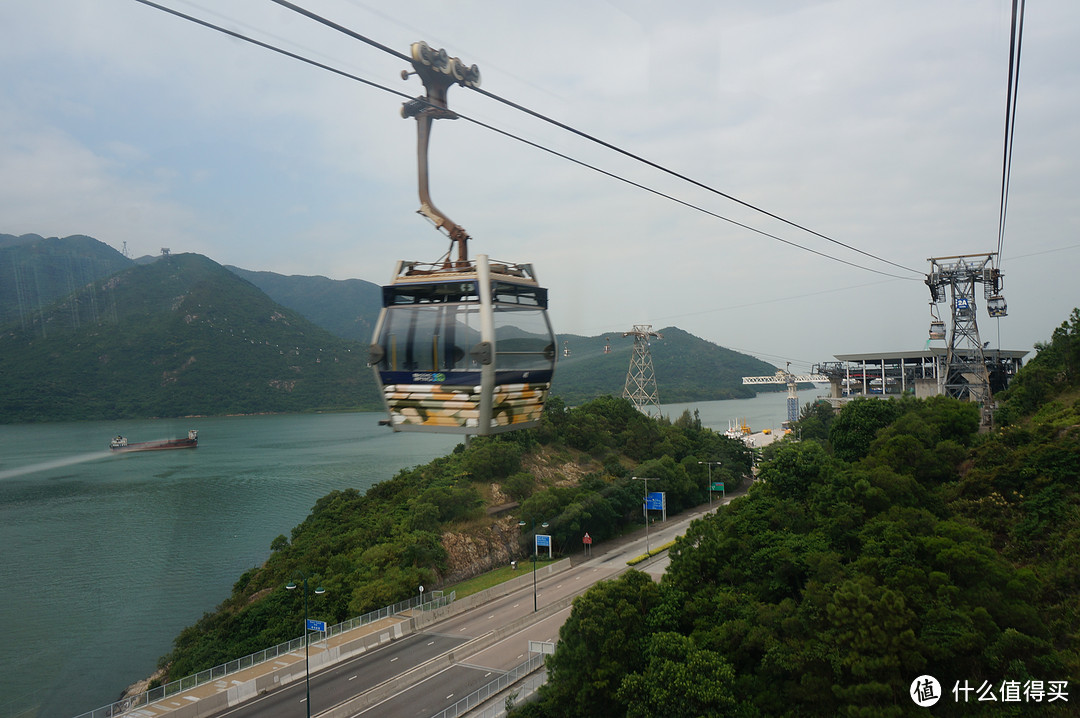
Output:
0 391 809 718
0 413 459 718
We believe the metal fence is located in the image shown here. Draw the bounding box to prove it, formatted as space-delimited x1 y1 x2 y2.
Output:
72 590 453 718
465 670 548 718
428 652 546 718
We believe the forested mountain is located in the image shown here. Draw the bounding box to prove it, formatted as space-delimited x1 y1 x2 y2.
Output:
516 310 1080 718
0 233 131 328
0 253 377 421
226 266 382 342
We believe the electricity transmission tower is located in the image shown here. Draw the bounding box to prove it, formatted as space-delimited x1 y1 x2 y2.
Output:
622 325 662 416
925 253 1007 427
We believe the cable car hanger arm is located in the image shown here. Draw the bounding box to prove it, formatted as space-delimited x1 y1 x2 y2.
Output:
401 41 481 267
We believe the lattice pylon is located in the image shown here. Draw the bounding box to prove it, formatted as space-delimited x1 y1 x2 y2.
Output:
622 325 662 416
927 254 997 428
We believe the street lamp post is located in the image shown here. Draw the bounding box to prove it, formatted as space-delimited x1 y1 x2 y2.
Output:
285 571 325 718
518 515 549 612
698 460 722 505
631 477 657 555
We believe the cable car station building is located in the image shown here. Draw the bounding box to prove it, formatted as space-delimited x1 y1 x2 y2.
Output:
815 348 1027 408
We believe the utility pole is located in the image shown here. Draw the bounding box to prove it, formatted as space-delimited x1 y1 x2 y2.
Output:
631 476 657 554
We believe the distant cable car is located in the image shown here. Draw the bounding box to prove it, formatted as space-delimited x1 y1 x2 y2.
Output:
603 337 611 354
928 302 946 341
987 295 1008 318
563 340 571 358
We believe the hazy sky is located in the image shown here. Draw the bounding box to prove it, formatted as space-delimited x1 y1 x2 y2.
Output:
3 0 1077 372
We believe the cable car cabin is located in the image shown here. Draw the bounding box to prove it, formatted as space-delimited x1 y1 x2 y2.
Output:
929 320 946 341
987 295 1008 318
370 255 556 434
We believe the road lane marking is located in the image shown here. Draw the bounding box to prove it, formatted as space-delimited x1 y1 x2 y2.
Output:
349 675 357 681
390 657 398 662
427 641 435 646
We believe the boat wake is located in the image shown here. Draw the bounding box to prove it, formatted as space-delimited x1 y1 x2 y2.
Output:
0 451 113 481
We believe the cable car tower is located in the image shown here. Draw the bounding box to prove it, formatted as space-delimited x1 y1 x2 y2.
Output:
622 325 662 416
369 42 556 435
925 253 1006 425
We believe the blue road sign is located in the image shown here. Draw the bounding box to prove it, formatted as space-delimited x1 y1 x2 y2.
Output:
645 492 665 511
535 534 551 548
306 618 327 632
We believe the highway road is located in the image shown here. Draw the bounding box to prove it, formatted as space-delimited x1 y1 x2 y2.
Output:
352 497 735 718
214 492 740 718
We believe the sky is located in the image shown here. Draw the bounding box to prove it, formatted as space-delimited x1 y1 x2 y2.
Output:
3 0 1078 373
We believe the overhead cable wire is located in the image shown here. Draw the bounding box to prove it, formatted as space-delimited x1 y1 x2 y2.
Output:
134 0 916 279
267 0 924 278
996 0 1026 267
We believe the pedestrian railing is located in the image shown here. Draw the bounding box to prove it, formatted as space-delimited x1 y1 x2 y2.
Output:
73 590 453 718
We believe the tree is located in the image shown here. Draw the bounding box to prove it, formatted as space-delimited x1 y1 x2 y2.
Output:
617 632 738 718
828 397 902 462
531 571 660 717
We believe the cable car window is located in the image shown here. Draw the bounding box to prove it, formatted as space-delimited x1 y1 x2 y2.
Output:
377 304 481 372
492 282 547 308
384 282 480 306
492 306 555 371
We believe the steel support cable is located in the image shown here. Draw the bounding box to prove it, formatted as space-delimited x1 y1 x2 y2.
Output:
266 0 924 278
470 83 923 277
997 0 1026 266
134 0 916 279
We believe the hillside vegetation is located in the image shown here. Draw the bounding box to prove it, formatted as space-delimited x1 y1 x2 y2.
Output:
515 311 1080 718
157 395 752 680
0 253 377 421
0 233 131 327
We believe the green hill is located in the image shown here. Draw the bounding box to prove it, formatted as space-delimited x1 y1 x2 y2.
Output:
552 327 778 405
0 233 132 328
0 253 379 422
226 266 382 342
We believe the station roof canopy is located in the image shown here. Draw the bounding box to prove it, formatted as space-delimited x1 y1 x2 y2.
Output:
833 348 1029 362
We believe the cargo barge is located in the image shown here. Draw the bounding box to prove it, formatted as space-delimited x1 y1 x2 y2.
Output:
110 429 198 452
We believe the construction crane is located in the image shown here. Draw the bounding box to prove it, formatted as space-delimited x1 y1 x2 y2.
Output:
742 362 827 425
925 253 1006 428
622 325 662 416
